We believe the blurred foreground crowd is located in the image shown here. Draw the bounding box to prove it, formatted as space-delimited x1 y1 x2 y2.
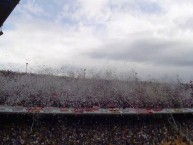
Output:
0 71 193 109
177 115 193 141
0 114 191 145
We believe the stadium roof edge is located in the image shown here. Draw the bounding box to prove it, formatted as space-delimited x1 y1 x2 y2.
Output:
0 0 20 35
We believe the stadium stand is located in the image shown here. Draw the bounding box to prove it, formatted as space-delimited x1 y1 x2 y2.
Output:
0 71 193 144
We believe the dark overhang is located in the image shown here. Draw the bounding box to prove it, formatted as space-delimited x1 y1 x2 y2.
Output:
0 0 20 35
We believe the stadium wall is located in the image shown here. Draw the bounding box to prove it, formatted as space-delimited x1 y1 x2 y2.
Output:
0 106 193 114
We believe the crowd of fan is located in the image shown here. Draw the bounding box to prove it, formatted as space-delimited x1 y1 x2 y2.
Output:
176 115 193 142
0 71 193 109
0 114 189 145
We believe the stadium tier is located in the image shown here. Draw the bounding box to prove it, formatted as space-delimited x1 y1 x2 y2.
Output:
0 71 193 109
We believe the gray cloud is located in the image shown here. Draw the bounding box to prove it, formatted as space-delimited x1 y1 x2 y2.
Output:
176 17 193 31
85 37 193 67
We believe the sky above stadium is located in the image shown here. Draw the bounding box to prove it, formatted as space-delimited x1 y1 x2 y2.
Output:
0 0 193 81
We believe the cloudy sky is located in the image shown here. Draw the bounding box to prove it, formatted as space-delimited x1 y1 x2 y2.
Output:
0 0 193 81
